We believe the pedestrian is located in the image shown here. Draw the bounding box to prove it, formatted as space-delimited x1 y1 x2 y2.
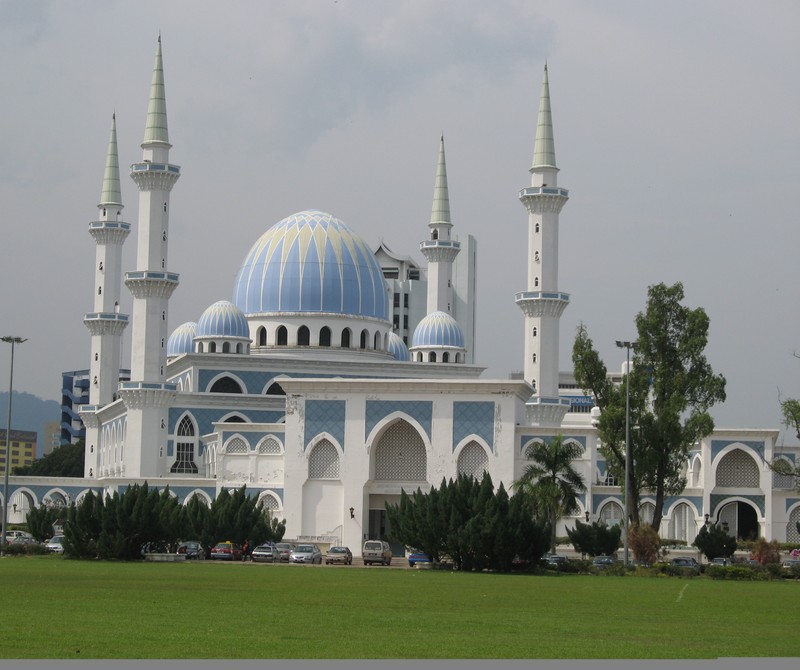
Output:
242 539 250 561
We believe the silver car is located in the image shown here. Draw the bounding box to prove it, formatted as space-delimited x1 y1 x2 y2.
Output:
45 535 65 554
362 540 392 566
290 544 322 564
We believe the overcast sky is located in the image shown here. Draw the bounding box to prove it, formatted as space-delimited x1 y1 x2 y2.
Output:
1 0 798 446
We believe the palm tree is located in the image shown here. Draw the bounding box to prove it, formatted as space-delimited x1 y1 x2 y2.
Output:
514 434 586 553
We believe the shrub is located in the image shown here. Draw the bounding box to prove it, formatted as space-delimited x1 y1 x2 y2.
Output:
750 538 781 565
693 523 736 562
629 524 660 566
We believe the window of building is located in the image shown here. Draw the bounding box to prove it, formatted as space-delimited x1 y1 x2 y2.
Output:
408 269 420 280
341 328 351 348
404 294 409 308
277 326 288 346
393 293 400 308
298 326 310 346
319 326 331 347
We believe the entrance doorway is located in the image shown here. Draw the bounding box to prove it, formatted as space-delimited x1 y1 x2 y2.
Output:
717 501 759 541
367 509 404 557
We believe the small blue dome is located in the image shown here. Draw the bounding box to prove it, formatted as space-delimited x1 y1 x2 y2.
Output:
167 322 197 356
232 210 389 321
196 301 249 338
411 311 464 348
387 332 410 361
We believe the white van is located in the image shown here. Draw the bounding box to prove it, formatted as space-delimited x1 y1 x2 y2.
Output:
362 540 392 566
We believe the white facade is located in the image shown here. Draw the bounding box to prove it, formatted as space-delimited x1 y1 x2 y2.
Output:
7 40 798 548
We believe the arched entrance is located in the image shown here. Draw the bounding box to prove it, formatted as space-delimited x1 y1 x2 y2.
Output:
717 501 759 541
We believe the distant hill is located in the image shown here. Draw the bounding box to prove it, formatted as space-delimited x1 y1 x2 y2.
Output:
0 391 61 458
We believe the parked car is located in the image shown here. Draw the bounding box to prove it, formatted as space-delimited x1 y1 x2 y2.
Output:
670 557 701 573
407 549 431 567
290 544 322 564
45 535 65 554
711 557 731 566
210 541 243 561
176 540 206 559
781 559 800 574
4 530 34 544
251 542 280 563
545 554 568 566
592 555 616 570
325 546 353 565
274 542 295 562
362 540 392 566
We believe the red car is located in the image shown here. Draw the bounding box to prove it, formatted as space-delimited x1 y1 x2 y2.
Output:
210 541 243 561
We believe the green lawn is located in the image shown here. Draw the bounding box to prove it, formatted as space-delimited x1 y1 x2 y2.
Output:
2 556 799 659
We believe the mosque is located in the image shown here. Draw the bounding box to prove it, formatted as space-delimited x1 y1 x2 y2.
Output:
5 38 799 550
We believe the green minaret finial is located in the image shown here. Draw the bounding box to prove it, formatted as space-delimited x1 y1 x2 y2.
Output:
531 63 557 171
429 135 451 227
99 113 123 207
142 35 170 145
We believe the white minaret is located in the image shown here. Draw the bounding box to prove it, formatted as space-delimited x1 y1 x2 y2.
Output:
80 114 131 478
420 136 460 314
515 65 571 426
119 36 180 477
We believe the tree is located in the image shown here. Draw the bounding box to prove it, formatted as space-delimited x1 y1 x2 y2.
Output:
566 520 621 558
573 282 726 530
693 522 736 562
513 434 586 553
13 440 85 477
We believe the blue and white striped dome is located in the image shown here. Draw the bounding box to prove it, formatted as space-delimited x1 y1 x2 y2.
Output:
167 322 197 356
196 301 249 339
232 210 389 321
387 332 410 361
411 311 465 348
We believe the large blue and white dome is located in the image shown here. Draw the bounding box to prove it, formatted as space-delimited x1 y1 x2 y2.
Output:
232 210 389 321
411 311 465 348
196 300 249 339
167 321 197 356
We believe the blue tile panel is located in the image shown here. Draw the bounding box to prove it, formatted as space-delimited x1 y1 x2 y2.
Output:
366 400 432 441
786 498 800 513
305 400 346 450
711 440 765 461
711 493 765 516
452 401 495 453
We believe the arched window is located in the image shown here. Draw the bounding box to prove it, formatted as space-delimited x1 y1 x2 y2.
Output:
417 352 423 362
222 342 230 353
266 382 285 396
360 329 368 349
428 352 437 362
308 440 340 479
171 415 198 474
209 342 217 353
442 352 450 363
535 222 540 233
258 327 267 346
210 376 243 393
341 328 351 348
532 327 537 337
373 332 381 350
534 277 539 287
276 326 288 346
600 501 624 527
716 449 760 487
319 326 331 347
374 420 426 481
457 441 488 480
298 326 310 346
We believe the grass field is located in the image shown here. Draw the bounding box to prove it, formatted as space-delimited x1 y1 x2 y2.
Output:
1 556 799 659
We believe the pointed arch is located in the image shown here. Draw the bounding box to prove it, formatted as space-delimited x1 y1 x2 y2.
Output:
308 437 341 479
298 325 310 346
319 326 331 347
456 439 489 480
370 418 427 481
276 325 288 346
223 434 250 454
171 412 199 474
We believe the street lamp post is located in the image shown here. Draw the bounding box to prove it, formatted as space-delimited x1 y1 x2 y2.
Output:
2 336 26 553
616 339 637 567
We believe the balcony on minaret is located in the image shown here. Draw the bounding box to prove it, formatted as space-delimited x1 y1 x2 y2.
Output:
419 238 461 263
519 186 569 214
130 161 181 191
124 270 180 299
515 291 570 318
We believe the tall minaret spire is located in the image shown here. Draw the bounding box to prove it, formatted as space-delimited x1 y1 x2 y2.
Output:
516 64 571 426
81 113 131 477
120 36 181 478
420 136 460 315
